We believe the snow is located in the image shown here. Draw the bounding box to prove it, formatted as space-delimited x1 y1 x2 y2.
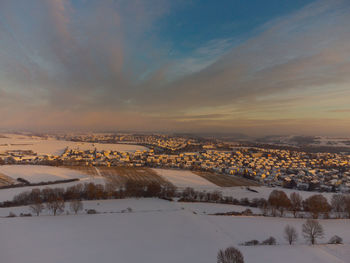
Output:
0 165 105 202
177 202 260 214
0 198 349 263
220 186 336 202
153 168 219 190
0 134 147 155
153 168 336 201
0 165 89 183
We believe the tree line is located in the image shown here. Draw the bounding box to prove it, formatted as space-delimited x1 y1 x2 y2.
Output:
2 182 350 219
178 188 350 219
217 219 343 263
0 180 177 209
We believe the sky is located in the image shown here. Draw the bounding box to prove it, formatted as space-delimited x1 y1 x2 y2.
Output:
0 0 350 136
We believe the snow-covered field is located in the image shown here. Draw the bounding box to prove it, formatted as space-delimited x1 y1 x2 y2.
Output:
0 134 147 155
220 186 336 202
153 168 336 201
0 166 337 204
1 198 349 263
0 165 89 183
0 165 105 202
153 168 217 190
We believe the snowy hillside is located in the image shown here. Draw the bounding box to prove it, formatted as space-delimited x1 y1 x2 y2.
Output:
0 165 105 202
1 198 349 263
0 165 89 183
0 134 147 155
153 168 218 189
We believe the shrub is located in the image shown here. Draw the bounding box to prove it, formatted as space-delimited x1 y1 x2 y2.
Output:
241 240 259 246
328 235 343 244
7 212 16 218
217 246 244 263
241 209 253 216
261 236 276 245
20 213 32 217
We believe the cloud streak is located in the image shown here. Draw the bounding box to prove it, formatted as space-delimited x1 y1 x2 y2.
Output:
0 0 349 135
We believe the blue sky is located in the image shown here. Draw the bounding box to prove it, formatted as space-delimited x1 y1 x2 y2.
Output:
158 0 313 51
0 0 350 135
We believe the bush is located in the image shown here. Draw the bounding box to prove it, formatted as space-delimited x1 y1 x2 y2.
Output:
241 240 259 246
217 246 244 263
242 209 253 216
328 235 343 244
20 213 32 217
87 209 97 214
7 212 16 218
261 236 277 245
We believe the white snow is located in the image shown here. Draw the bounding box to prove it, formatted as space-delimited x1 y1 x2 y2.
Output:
153 168 218 190
220 186 336 202
0 134 147 155
153 169 336 202
0 165 88 183
0 165 105 202
0 198 349 263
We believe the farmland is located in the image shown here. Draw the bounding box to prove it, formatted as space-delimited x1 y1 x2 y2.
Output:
0 165 89 184
98 167 172 187
152 168 217 190
0 173 15 187
0 134 147 156
194 171 260 187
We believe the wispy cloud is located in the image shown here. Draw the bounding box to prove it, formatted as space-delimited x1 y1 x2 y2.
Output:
0 0 349 135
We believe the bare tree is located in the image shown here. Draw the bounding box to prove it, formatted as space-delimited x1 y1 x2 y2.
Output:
46 197 65 216
257 198 269 216
345 195 350 219
302 219 324 245
217 247 244 263
284 225 298 245
290 192 303 218
29 199 44 216
162 184 177 199
69 199 83 215
331 194 345 218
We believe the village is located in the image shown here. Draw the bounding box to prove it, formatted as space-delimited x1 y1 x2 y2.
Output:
1 134 350 193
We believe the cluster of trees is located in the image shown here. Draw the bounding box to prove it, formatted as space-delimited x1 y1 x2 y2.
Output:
27 198 83 216
240 219 340 247
3 181 350 220
22 188 84 216
285 220 344 246
285 219 342 245
265 190 350 219
0 181 178 209
217 219 341 262
241 236 277 246
178 187 350 219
